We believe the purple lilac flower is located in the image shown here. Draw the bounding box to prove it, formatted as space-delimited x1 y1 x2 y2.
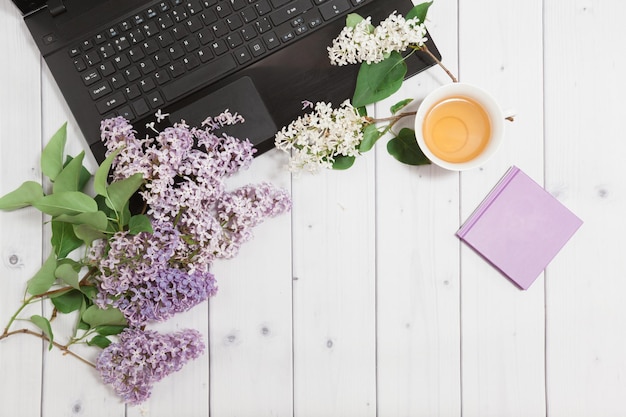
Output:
90 222 218 326
96 328 205 405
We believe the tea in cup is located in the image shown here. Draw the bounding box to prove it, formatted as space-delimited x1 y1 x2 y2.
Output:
414 83 512 171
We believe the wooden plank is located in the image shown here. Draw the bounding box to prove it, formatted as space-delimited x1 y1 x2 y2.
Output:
208 150 293 417
291 154 377 416
543 1 626 416
0 4 45 417
457 0 547 416
38 63 127 417
374 1 462 416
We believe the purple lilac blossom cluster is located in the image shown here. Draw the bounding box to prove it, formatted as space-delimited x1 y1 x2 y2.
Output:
96 328 205 405
100 115 292 272
87 221 218 326
91 113 291 404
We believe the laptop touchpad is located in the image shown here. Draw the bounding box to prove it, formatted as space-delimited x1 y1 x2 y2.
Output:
170 76 277 153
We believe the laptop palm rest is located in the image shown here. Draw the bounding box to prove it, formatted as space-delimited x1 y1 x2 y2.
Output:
169 76 277 154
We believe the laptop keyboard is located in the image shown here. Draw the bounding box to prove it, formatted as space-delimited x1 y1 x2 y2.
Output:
67 0 370 123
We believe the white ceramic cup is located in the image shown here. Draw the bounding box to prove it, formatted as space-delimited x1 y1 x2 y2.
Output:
414 83 513 171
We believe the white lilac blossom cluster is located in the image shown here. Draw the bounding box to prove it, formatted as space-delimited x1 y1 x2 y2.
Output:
327 11 428 66
274 100 369 172
96 328 205 405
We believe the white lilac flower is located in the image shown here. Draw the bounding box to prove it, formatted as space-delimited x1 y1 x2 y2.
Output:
328 11 428 66
96 328 205 404
274 100 368 172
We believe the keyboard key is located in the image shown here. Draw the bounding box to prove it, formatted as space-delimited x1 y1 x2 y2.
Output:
128 29 146 44
241 7 257 23
186 0 203 14
124 84 142 99
215 2 232 18
139 60 156 74
231 0 247 10
210 39 229 55
158 14 174 29
73 57 87 71
255 17 272 33
82 70 101 85
68 46 80 57
319 0 349 20
249 39 265 56
94 33 107 44
98 61 116 77
114 36 131 52
81 39 94 50
157 32 175 47
98 44 115 60
186 16 203 32
140 77 156 92
154 69 171 84
110 75 127 89
96 92 126 114
196 47 213 62
201 10 218 25
141 21 160 37
171 26 188 40
128 47 145 62
255 0 272 15
183 55 200 69
142 39 160 54
124 66 142 81
117 106 134 120
162 54 236 101
168 61 186 78
263 32 280 49
153 50 171 66
183 37 200 52
271 0 313 26
168 44 185 59
132 98 151 117
233 46 251 64
146 7 158 18
241 26 257 41
84 52 101 66
89 81 112 100
158 1 170 12
227 32 243 48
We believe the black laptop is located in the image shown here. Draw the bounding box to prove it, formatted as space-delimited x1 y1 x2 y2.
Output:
13 0 440 163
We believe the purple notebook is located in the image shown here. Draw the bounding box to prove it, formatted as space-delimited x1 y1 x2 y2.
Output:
457 166 583 290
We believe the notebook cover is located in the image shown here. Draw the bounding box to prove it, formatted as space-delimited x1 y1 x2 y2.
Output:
457 166 583 290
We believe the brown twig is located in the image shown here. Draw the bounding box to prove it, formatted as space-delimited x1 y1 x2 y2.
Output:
420 45 459 83
0 328 96 368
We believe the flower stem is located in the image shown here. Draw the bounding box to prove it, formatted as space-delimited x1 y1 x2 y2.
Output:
2 296 35 336
0 328 96 368
420 45 458 83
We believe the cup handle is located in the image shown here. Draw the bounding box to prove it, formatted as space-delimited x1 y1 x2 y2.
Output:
504 108 517 122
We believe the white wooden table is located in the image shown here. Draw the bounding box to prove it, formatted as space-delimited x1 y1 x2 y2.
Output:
1 1 622 416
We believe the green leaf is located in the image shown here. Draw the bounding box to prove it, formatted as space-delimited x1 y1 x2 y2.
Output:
51 221 83 258
41 122 68 181
332 155 356 170
106 173 144 214
94 147 122 197
80 285 98 301
73 224 107 245
33 191 98 216
0 181 43 211
30 315 54 350
27 253 58 296
352 52 407 108
55 211 109 232
359 124 384 152
386 128 431 166
390 98 414 114
50 289 84 314
346 13 365 28
55 263 80 290
53 151 86 193
128 214 153 235
406 1 433 23
87 335 112 349
95 325 127 336
82 305 127 327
